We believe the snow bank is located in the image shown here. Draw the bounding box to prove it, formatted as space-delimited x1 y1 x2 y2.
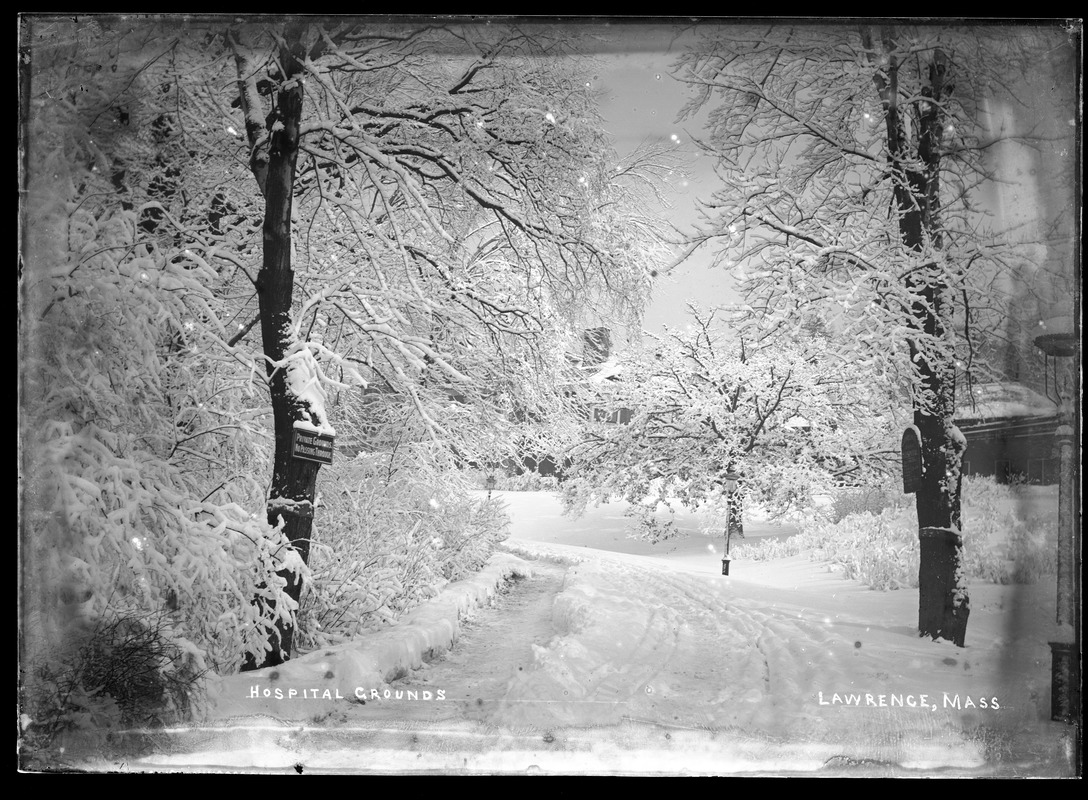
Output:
499 538 590 566
205 552 534 721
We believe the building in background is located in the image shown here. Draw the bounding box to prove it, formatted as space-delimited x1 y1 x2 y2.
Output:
956 382 1062 484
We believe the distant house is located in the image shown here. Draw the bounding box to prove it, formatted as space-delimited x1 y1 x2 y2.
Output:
584 353 632 425
507 328 628 478
574 327 629 424
955 382 1062 484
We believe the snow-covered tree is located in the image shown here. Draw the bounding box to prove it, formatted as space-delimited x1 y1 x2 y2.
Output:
19 21 302 683
218 20 671 665
563 306 899 540
670 21 1077 646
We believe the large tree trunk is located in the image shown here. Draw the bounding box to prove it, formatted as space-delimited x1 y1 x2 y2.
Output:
866 27 970 646
909 288 969 647
236 25 321 670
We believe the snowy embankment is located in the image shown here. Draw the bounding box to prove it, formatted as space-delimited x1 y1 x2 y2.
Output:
206 552 534 722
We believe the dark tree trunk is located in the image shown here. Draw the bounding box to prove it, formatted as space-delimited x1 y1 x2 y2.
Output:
910 318 969 646
865 27 970 646
236 25 321 670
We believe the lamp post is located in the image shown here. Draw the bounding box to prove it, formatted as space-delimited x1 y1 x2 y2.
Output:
721 472 739 576
485 473 497 501
1033 325 1079 725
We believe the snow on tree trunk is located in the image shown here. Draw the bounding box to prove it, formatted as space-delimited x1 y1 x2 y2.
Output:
872 36 970 645
237 25 320 669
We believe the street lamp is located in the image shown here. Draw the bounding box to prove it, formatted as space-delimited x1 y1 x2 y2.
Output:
485 473 497 501
721 472 739 576
1034 324 1079 725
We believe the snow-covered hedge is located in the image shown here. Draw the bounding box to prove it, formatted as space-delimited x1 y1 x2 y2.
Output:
294 453 510 653
21 199 299 659
732 476 1057 589
460 467 562 493
21 86 300 750
825 486 905 523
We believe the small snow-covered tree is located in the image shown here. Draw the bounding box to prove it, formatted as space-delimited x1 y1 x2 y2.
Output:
670 21 1077 645
563 306 899 540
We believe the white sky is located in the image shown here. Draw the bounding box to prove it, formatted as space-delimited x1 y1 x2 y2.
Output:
590 24 737 334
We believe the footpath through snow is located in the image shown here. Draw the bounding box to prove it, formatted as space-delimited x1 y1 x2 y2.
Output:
123 491 1075 776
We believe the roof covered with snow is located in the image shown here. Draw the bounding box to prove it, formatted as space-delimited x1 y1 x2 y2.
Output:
956 382 1059 422
585 357 624 384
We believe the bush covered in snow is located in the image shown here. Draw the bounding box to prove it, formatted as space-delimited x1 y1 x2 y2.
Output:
732 476 1057 589
729 535 809 562
461 467 562 493
20 609 207 768
825 486 907 523
20 64 302 743
806 507 921 589
20 192 299 673
294 452 510 651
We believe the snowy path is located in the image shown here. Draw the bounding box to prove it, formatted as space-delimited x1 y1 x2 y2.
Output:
331 561 568 726
491 547 951 747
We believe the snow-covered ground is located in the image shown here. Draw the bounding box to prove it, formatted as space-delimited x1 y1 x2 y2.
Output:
113 491 1075 776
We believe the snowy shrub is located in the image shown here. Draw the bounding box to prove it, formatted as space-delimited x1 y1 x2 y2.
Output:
22 207 298 674
20 608 206 767
461 467 562 493
439 497 511 581
802 507 920 590
956 476 1057 585
21 92 299 688
20 683 121 770
499 471 562 493
741 475 1056 590
295 452 510 650
825 486 908 523
729 536 808 562
1005 521 1058 584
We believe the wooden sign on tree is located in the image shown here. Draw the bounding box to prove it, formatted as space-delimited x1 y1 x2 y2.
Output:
902 426 923 495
